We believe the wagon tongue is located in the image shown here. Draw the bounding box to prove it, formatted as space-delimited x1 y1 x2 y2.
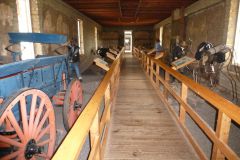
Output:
25 139 42 159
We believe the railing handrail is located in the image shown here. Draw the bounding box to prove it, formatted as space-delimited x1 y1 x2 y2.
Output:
150 58 240 124
52 48 124 160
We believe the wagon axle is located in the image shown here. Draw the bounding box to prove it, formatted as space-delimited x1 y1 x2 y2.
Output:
25 139 42 159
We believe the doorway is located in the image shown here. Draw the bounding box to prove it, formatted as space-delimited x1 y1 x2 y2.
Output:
124 30 132 53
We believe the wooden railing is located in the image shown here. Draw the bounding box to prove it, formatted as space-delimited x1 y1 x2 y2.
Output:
133 47 240 160
52 48 123 160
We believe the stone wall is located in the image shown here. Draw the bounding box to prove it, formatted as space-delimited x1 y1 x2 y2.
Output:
38 0 102 72
0 0 18 62
185 1 226 54
162 23 172 53
154 0 234 55
102 26 154 49
133 30 153 48
101 31 119 48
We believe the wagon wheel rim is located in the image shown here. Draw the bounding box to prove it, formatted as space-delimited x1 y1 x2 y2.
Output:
63 79 83 131
0 89 56 160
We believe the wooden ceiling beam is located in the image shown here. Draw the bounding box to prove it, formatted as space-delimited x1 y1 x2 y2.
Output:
77 9 119 12
134 0 142 17
100 20 160 26
66 0 118 3
118 0 122 17
85 13 120 17
67 3 118 9
63 0 197 26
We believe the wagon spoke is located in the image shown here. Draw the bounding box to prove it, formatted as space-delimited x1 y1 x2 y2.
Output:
7 111 25 142
36 125 50 142
34 110 50 138
37 138 52 146
35 153 50 159
32 99 45 133
0 113 5 124
29 94 37 137
1 150 21 160
16 152 25 160
71 89 77 101
20 96 28 138
0 135 23 147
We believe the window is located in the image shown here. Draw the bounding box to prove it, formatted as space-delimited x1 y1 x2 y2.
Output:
16 0 34 60
77 19 84 54
159 26 163 46
95 27 98 50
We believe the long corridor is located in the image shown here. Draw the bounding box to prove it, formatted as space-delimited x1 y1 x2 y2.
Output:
104 54 199 160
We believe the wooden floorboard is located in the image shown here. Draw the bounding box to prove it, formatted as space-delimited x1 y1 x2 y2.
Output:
104 54 199 160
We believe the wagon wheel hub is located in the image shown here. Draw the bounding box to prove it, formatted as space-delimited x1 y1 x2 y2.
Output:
25 139 42 159
0 89 56 159
63 78 83 131
74 100 82 109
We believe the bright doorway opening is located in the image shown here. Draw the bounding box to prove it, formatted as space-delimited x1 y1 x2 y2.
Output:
124 30 132 53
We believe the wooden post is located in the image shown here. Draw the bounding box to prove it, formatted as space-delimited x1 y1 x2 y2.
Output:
139 50 141 60
211 111 231 160
180 83 187 124
105 84 111 117
146 57 149 73
98 84 111 159
150 61 154 81
144 55 147 70
164 72 170 99
142 54 145 68
156 65 160 87
110 76 114 102
89 112 100 160
62 73 67 90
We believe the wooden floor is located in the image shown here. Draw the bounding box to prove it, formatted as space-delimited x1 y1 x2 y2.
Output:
104 54 199 160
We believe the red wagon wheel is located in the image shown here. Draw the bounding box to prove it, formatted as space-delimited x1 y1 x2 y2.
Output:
63 79 83 131
0 88 56 160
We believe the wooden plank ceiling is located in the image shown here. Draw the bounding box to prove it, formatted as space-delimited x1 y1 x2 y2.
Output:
63 0 197 26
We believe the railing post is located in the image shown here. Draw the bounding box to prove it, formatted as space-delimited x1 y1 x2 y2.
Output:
115 61 120 92
89 112 100 160
144 55 147 70
150 60 154 81
164 72 170 99
109 71 115 104
180 83 187 124
156 65 160 86
105 84 111 120
146 57 149 73
138 50 141 60
211 111 231 160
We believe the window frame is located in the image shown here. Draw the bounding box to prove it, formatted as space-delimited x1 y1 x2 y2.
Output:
233 2 240 64
95 27 98 50
16 0 35 60
77 19 84 54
